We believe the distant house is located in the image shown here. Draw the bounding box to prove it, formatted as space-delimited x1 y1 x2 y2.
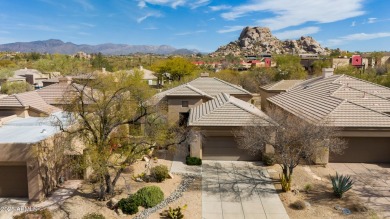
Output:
268 68 390 163
13 68 50 88
152 74 269 161
126 66 158 86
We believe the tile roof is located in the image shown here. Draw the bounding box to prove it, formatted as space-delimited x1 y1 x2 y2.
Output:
260 80 304 91
188 93 272 126
268 74 390 127
36 82 83 105
152 77 252 104
0 91 61 115
126 67 157 80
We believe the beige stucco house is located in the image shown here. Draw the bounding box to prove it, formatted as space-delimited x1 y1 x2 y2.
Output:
267 68 390 163
153 74 272 161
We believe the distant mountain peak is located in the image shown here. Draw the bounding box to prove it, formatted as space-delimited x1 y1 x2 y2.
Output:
0 39 199 55
211 26 329 56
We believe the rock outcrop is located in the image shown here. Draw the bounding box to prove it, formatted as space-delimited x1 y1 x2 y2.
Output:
211 27 329 56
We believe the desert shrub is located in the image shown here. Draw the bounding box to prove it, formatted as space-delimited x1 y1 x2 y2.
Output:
123 165 134 174
136 186 164 208
160 205 187 219
262 153 275 166
150 165 169 182
13 209 52 219
290 200 307 210
82 213 106 219
186 156 202 165
330 172 354 198
118 196 139 215
303 184 312 193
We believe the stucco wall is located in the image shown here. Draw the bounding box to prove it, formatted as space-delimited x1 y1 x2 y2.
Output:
0 143 43 201
167 97 205 123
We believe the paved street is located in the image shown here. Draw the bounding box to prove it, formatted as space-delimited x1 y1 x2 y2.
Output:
202 161 289 219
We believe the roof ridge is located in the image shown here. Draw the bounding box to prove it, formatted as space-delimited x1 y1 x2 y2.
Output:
333 78 390 101
343 100 390 117
212 77 252 94
13 93 27 106
185 84 213 98
339 74 390 91
221 93 266 118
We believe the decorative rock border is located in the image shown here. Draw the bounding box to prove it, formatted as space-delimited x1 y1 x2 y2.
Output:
133 174 199 219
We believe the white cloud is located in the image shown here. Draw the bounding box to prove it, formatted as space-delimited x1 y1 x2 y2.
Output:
217 26 245 34
368 17 377 23
175 30 206 36
144 27 158 30
190 0 210 9
209 4 231 11
73 0 94 10
351 21 356 27
221 0 365 31
137 0 186 9
274 26 320 40
327 32 390 46
17 24 61 32
137 12 162 23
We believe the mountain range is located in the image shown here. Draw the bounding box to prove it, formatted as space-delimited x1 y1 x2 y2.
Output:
0 39 199 55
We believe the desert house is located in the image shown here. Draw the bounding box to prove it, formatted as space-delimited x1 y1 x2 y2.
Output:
267 68 390 163
152 73 271 160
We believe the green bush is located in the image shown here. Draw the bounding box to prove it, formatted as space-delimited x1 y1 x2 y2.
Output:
82 213 106 219
118 196 139 215
186 156 202 165
262 153 275 166
136 186 164 208
150 165 169 182
330 172 354 198
13 209 52 219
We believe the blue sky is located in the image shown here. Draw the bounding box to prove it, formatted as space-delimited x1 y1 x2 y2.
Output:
0 0 389 53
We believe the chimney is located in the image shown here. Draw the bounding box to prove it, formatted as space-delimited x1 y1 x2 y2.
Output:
102 68 106 73
200 72 209 77
322 68 334 78
58 76 72 85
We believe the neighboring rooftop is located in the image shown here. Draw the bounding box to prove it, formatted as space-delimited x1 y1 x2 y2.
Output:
188 93 271 126
36 78 84 105
0 111 69 144
0 91 61 115
268 74 390 127
260 80 304 92
153 76 252 104
126 66 157 80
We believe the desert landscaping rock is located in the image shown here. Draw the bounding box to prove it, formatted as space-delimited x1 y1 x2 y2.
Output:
134 175 196 219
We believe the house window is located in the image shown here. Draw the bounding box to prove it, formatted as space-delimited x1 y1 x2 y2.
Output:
182 101 189 107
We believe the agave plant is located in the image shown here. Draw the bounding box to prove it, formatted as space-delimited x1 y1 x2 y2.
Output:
330 172 354 198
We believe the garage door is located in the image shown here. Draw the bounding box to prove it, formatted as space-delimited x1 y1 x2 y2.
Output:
202 136 260 161
330 137 390 163
0 165 28 197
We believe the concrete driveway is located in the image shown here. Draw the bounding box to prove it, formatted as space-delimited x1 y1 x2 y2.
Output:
202 161 289 219
329 163 390 218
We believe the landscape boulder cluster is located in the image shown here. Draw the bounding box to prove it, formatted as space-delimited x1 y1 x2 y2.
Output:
212 26 329 56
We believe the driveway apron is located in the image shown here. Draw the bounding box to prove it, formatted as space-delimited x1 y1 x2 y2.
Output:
202 161 289 219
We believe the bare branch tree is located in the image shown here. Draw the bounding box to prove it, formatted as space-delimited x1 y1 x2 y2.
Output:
235 107 346 191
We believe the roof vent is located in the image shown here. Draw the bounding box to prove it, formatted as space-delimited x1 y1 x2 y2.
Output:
322 68 334 78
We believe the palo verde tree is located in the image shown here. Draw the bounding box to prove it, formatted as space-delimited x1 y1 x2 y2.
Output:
59 70 191 200
151 57 196 83
235 108 345 191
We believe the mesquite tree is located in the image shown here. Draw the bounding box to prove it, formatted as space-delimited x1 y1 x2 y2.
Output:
235 108 345 191
58 70 191 200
